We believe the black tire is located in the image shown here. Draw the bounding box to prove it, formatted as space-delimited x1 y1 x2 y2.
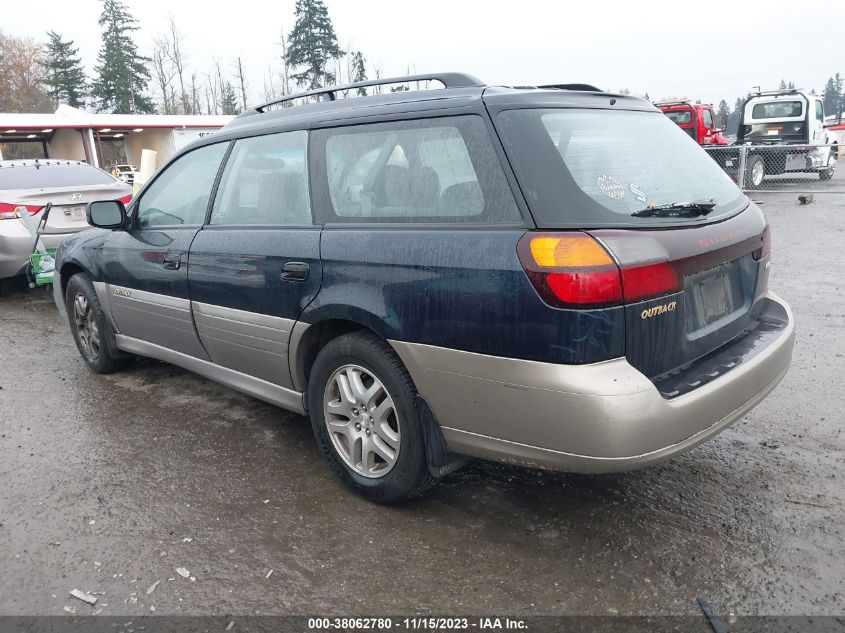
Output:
745 154 765 189
307 331 435 504
65 273 128 374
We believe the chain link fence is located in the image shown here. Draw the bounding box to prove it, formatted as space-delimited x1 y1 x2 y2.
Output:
704 143 841 192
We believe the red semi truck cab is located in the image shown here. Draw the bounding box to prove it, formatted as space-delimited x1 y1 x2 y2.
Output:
657 101 730 145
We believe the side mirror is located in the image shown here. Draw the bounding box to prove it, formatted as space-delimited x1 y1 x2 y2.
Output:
87 200 126 229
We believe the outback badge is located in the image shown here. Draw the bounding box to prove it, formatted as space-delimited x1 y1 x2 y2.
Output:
641 300 677 320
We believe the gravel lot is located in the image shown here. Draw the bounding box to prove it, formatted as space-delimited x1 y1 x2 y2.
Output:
0 192 842 620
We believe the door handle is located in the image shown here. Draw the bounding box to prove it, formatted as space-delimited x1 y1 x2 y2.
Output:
162 252 181 270
281 261 309 281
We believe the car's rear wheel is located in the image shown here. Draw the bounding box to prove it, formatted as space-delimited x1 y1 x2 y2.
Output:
66 273 128 374
308 331 434 503
745 155 765 189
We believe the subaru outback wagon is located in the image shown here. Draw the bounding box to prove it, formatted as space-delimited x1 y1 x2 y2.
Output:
53 73 795 503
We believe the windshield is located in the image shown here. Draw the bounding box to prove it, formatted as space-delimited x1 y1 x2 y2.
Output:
0 164 115 190
664 110 692 125
751 100 803 119
497 109 745 227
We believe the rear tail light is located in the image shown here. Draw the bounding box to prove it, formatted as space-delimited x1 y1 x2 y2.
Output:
620 262 679 302
118 194 133 205
518 233 622 308
0 202 44 220
753 225 771 260
517 232 681 309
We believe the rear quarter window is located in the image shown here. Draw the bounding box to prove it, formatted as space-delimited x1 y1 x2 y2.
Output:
312 115 522 224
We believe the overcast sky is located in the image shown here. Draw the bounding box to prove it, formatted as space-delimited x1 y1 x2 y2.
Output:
5 0 845 108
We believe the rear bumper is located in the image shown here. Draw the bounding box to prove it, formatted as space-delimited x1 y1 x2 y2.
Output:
0 221 78 279
0 220 34 279
391 291 795 473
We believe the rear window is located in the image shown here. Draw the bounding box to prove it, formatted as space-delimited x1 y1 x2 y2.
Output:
0 164 115 190
497 109 745 228
312 115 521 224
664 110 692 125
751 100 803 119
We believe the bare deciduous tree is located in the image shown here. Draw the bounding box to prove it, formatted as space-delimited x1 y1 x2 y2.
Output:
235 57 248 110
191 72 201 114
166 15 191 114
0 31 52 113
151 36 176 114
149 15 192 114
263 66 278 102
277 27 291 97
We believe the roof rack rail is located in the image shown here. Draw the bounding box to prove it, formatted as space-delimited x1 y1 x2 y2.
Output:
252 72 485 113
749 88 801 97
537 83 602 92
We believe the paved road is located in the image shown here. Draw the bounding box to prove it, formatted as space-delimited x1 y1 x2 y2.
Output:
0 193 842 619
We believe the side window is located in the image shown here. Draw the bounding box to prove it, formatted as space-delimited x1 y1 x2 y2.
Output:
210 131 311 226
137 142 228 228
315 115 521 223
702 109 713 129
816 100 824 122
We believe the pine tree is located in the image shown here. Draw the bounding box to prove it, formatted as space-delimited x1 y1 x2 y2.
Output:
42 31 87 108
717 99 729 127
219 82 239 115
823 76 838 116
351 51 367 95
778 79 787 90
91 0 153 113
726 97 744 136
285 0 343 89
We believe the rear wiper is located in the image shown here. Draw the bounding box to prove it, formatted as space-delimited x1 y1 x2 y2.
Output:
631 200 716 218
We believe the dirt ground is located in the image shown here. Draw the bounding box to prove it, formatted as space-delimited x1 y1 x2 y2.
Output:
0 192 842 620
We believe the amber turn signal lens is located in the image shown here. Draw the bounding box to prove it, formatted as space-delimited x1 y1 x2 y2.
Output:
528 235 614 268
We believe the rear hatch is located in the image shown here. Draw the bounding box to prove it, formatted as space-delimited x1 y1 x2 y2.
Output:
495 101 771 382
589 214 769 379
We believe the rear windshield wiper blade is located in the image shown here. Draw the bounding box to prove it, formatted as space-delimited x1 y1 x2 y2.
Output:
631 200 717 218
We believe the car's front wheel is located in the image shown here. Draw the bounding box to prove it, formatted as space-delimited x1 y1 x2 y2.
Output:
308 331 434 503
65 273 128 374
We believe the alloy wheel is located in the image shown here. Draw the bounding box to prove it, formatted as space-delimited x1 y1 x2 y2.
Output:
73 293 100 360
751 159 765 187
323 364 400 478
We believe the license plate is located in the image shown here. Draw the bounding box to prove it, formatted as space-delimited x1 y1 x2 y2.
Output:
699 274 729 325
725 159 734 167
